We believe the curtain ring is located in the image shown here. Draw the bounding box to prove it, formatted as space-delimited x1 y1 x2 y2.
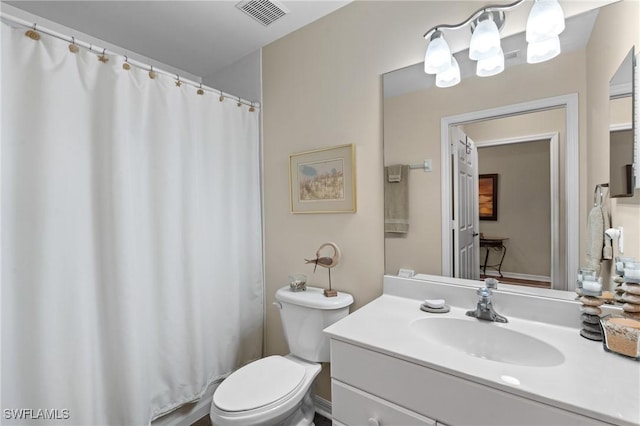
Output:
197 83 204 96
122 55 131 71
237 97 242 107
25 23 40 40
68 36 79 53
98 47 109 63
249 102 255 112
219 91 225 102
175 74 182 87
148 65 157 79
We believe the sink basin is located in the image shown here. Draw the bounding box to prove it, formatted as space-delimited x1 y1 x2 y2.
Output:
410 317 565 367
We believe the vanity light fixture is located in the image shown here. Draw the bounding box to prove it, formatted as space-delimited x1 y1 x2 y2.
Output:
423 0 565 86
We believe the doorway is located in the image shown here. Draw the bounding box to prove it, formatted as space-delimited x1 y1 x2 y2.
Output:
440 94 579 291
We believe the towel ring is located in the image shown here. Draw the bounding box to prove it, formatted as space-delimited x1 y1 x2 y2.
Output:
593 183 609 207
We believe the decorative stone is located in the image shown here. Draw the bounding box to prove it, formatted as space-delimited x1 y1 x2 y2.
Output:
581 313 601 324
621 292 640 304
622 283 640 296
581 321 602 333
614 276 625 283
615 284 625 294
580 296 604 306
580 328 603 341
615 292 625 302
623 311 640 320
580 305 602 315
600 291 615 304
622 303 640 313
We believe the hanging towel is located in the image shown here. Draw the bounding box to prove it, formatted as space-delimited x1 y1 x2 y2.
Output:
586 206 605 271
602 206 613 260
384 165 409 233
387 164 403 182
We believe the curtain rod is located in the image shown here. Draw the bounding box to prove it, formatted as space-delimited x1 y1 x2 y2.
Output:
0 12 260 109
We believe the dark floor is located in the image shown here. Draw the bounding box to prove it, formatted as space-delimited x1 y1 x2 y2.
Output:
191 412 331 426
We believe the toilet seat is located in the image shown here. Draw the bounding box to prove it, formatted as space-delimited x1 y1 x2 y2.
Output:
213 356 306 412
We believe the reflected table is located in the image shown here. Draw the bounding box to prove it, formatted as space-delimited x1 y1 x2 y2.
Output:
480 236 509 278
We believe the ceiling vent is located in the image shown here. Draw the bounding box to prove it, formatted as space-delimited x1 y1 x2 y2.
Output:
236 0 289 27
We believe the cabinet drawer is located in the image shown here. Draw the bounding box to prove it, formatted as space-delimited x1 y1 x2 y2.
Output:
332 380 435 426
331 340 607 426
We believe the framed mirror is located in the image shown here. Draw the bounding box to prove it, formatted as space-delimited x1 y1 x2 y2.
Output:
609 47 636 198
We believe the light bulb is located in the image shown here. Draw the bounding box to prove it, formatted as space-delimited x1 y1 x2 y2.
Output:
469 13 501 61
436 57 461 88
527 35 561 64
477 48 504 77
424 31 452 74
526 0 565 43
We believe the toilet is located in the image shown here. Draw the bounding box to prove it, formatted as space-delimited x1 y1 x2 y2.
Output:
210 286 354 426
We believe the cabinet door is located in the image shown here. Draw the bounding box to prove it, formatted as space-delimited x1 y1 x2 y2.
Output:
332 380 436 426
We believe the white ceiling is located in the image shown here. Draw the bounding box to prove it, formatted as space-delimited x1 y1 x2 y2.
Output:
2 0 351 78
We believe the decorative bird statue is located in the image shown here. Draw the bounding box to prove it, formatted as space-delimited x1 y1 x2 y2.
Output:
305 242 341 297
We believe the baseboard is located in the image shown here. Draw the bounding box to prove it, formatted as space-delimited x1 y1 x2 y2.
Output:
314 395 332 420
483 270 551 283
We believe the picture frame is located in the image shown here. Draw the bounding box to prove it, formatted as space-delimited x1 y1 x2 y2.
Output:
289 144 356 214
479 173 498 221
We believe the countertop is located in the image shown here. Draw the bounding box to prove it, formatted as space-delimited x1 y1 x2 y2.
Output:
324 293 640 426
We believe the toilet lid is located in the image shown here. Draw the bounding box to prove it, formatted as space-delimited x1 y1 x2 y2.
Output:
213 356 306 412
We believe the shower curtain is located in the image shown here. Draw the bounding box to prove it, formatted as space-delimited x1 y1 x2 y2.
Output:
1 23 263 425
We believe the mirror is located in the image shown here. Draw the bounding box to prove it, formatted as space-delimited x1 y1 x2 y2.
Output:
609 47 636 198
383 1 638 298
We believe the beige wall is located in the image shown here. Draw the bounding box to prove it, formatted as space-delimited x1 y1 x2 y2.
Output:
477 141 551 277
262 1 637 401
586 0 640 284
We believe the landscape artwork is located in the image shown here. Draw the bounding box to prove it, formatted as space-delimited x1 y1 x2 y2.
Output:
479 173 498 221
289 144 356 214
298 158 345 202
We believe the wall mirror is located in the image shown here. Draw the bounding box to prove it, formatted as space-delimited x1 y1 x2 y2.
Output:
382 1 638 300
609 47 636 198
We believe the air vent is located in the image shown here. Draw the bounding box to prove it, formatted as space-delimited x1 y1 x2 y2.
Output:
236 0 289 27
504 50 520 60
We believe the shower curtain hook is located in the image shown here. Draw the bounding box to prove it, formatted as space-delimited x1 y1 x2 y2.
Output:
98 48 109 63
197 83 204 96
219 91 225 102
122 55 131 71
25 23 41 40
249 102 255 112
175 74 182 87
68 36 79 53
237 97 242 107
148 65 157 79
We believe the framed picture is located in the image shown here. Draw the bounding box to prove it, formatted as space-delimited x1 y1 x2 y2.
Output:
479 174 498 221
289 144 356 214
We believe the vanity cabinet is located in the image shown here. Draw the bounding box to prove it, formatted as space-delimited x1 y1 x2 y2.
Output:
330 339 606 426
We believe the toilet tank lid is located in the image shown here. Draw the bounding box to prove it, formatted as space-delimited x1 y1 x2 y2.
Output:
275 286 354 309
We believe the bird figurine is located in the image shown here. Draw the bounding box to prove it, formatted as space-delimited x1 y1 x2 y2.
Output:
305 242 341 297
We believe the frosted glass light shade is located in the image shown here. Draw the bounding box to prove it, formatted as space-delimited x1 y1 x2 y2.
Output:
527 35 561 63
469 16 501 61
526 0 565 43
477 48 504 77
436 57 461 88
424 31 452 74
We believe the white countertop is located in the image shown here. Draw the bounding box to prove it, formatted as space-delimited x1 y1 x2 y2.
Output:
325 291 640 425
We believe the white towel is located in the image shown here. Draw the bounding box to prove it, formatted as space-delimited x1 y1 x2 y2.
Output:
586 206 604 272
602 206 613 260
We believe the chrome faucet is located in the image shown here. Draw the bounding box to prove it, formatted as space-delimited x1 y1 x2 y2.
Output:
466 280 508 323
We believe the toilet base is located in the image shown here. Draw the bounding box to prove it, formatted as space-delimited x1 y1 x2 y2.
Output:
271 384 316 426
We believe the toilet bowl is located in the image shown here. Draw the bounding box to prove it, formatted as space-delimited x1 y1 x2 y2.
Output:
210 286 353 426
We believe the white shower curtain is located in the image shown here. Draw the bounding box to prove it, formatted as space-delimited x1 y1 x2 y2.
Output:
1 23 263 425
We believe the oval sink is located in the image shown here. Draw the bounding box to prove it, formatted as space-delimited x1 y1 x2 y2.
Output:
410 317 565 367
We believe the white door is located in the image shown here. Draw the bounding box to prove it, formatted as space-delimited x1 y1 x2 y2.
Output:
451 127 479 280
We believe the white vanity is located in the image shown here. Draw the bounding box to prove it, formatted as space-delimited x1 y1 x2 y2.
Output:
324 275 640 426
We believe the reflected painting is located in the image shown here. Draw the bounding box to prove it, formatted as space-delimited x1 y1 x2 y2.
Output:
479 174 498 221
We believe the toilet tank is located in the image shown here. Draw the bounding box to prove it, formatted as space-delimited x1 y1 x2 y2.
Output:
275 286 353 362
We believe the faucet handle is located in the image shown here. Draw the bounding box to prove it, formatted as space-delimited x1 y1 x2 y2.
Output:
477 287 492 298
484 278 499 289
